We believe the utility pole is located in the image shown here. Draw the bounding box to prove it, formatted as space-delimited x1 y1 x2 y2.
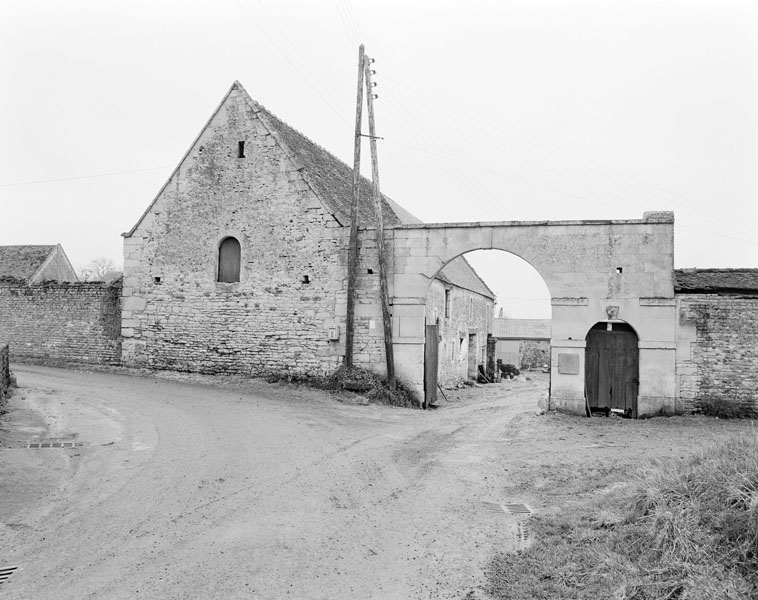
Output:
344 44 365 368
364 55 395 386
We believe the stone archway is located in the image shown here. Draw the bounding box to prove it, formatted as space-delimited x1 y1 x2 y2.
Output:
380 212 678 417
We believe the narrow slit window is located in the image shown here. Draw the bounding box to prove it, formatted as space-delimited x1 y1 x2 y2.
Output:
238 141 245 158
444 288 451 319
218 237 241 283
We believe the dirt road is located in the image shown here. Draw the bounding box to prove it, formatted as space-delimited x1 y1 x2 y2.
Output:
3 366 752 599
0 366 545 599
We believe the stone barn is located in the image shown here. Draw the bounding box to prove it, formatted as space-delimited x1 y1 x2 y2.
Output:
120 81 494 381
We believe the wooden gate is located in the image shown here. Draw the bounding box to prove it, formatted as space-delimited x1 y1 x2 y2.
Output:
424 323 439 408
585 322 639 417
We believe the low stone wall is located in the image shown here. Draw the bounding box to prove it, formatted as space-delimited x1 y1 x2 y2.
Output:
0 278 122 366
0 343 10 400
677 294 758 416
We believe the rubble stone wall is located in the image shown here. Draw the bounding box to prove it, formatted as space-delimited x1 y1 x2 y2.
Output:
677 293 758 416
0 279 122 365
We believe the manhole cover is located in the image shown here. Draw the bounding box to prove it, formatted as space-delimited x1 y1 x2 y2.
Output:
26 440 86 449
0 566 18 585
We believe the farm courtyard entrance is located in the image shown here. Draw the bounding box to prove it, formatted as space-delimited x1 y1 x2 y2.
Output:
376 213 678 417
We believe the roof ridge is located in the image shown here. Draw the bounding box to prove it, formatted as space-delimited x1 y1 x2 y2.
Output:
234 81 400 225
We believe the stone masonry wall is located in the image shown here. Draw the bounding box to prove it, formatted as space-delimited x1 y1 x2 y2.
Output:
426 279 493 386
0 279 122 365
121 88 347 377
677 294 758 416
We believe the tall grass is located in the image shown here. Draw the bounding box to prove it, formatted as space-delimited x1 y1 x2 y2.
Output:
487 429 758 599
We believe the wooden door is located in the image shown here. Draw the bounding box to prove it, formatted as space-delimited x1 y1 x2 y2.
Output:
424 324 439 408
585 322 639 416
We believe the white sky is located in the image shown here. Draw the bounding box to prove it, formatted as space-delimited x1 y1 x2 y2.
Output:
2 0 757 318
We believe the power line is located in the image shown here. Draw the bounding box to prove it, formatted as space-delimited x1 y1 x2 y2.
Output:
0 165 173 187
380 69 757 237
234 0 350 125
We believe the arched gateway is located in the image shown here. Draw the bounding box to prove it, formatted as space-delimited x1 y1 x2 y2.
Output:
377 211 677 417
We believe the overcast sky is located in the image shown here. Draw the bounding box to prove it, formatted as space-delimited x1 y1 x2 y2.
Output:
2 0 756 318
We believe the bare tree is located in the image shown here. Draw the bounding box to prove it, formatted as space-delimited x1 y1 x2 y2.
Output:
78 257 117 282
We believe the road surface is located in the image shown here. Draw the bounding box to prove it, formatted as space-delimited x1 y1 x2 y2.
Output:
0 365 543 599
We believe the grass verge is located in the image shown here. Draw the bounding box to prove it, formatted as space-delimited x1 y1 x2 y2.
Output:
486 429 758 599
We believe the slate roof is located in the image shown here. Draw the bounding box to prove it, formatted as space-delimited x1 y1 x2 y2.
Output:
493 318 552 340
674 269 758 294
0 245 56 281
248 92 400 228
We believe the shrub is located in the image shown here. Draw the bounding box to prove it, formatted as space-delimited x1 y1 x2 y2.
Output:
698 397 748 419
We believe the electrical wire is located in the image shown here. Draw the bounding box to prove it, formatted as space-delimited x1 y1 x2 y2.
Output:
234 0 350 125
380 68 757 239
0 165 173 187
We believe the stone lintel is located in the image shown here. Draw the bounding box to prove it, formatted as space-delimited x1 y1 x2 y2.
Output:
638 341 676 350
551 297 589 306
639 297 676 306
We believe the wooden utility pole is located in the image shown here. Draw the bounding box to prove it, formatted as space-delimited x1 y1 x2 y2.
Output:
344 44 365 368
364 55 395 386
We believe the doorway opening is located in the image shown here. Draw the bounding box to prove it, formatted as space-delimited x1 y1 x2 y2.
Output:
585 321 639 418
423 249 551 407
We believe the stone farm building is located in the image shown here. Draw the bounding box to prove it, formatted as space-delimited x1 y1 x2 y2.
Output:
2 81 758 418
120 81 494 387
0 244 78 283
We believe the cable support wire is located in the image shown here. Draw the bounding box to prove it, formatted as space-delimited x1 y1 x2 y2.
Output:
381 94 508 220
234 0 349 126
332 0 359 49
380 69 755 237
381 77 658 215
339 0 364 41
0 165 174 187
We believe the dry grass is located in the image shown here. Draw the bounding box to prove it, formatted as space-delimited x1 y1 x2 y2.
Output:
320 365 419 408
487 429 758 599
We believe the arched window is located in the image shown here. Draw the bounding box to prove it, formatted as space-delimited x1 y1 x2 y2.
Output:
217 237 241 283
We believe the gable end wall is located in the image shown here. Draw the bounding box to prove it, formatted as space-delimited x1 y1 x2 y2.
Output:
121 88 348 377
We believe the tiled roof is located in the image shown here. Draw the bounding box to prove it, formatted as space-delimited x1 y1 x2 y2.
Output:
238 84 494 298
493 318 552 339
0 245 55 281
245 89 400 228
674 269 758 294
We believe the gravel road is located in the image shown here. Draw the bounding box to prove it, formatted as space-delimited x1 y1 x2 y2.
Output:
0 365 545 600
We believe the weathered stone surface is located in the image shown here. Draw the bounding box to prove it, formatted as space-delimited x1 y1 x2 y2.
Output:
676 294 758 417
0 281 122 365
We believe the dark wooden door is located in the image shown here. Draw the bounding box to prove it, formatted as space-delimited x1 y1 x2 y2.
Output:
585 322 639 416
424 324 439 408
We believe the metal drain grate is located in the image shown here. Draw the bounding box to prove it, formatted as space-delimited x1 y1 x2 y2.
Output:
0 566 18 585
26 441 85 449
482 502 533 515
503 503 532 515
